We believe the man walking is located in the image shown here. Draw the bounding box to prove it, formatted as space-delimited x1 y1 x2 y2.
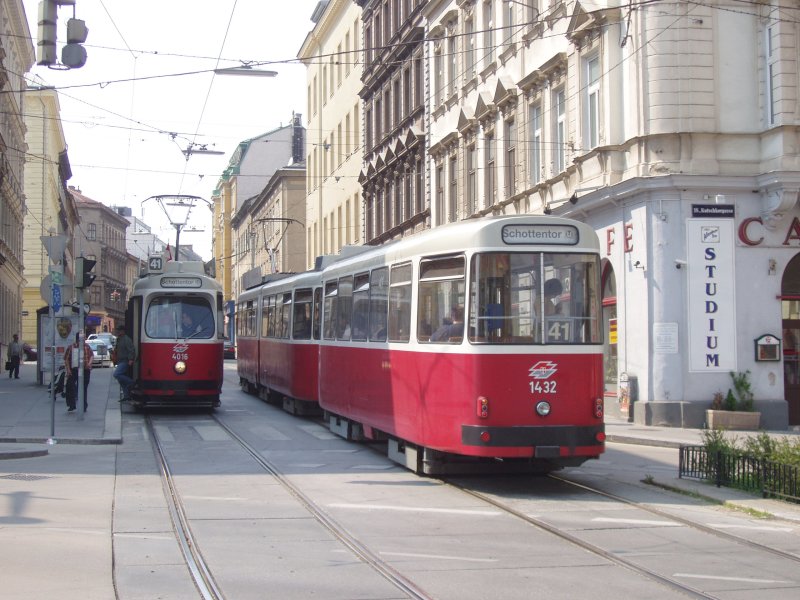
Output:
113 324 136 401
7 334 22 379
64 332 93 412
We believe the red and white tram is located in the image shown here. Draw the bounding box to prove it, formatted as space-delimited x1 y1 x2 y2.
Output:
238 215 605 473
125 257 225 409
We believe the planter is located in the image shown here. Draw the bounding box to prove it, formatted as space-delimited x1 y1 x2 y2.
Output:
705 410 761 430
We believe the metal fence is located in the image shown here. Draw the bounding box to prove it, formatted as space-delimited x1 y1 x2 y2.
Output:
679 445 800 503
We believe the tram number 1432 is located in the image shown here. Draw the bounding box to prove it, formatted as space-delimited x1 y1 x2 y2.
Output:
530 380 557 394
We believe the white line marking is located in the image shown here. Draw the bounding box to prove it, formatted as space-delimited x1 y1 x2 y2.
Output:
592 518 682 527
708 523 794 532
674 573 792 584
380 551 499 563
328 503 502 516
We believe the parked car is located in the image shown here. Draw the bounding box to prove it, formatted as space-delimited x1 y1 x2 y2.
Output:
22 343 37 361
223 340 236 360
86 340 111 368
88 332 116 349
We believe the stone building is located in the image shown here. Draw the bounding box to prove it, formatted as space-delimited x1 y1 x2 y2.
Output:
298 0 364 265
0 0 34 355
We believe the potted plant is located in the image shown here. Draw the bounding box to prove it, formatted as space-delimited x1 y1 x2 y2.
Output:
706 371 761 430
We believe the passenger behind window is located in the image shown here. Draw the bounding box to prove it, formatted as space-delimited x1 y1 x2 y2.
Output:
431 306 464 342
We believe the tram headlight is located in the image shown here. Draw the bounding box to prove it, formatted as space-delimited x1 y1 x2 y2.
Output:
535 401 551 416
174 360 187 374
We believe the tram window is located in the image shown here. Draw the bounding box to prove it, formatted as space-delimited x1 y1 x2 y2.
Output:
323 282 337 340
146 296 214 339
293 289 313 340
312 287 322 340
266 295 277 338
388 264 410 342
369 267 389 342
418 255 465 343
352 273 370 341
278 293 292 339
217 293 224 338
469 252 601 345
261 298 269 337
336 276 353 340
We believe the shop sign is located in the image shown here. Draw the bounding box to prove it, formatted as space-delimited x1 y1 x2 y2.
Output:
687 219 736 372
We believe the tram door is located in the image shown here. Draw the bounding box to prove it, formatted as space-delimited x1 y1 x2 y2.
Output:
782 254 800 425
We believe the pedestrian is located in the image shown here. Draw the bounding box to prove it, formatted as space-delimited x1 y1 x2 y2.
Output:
64 332 93 412
6 333 22 379
113 324 136 401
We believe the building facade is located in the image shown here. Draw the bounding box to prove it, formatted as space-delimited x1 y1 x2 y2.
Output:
69 188 130 334
420 0 800 428
299 0 364 266
21 87 79 347
358 0 431 245
0 0 34 356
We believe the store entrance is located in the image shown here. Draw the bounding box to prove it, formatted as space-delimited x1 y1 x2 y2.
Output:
781 254 800 425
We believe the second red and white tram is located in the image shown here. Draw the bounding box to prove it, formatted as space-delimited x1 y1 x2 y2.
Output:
237 215 605 473
126 258 225 409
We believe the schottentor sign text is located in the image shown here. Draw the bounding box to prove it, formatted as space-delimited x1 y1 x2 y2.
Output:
687 219 736 372
502 224 578 245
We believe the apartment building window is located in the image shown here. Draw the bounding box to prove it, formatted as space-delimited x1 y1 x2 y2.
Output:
467 144 477 215
354 103 359 150
766 22 779 126
385 180 393 231
375 14 381 52
484 132 495 208
529 103 542 185
465 16 476 80
434 42 444 105
376 189 384 235
384 88 392 133
345 114 351 156
404 170 413 220
337 43 342 86
553 88 566 174
313 75 318 114
435 163 444 226
585 54 600 149
403 67 411 117
384 0 391 43
366 107 373 149
415 55 423 108
345 32 351 75
88 223 96 241
337 123 343 167
395 175 403 226
365 24 372 65
449 155 458 223
322 66 328 103
505 117 516 198
375 98 382 141
394 78 401 126
483 0 494 66
448 33 457 97
503 0 515 47
416 157 424 214
366 193 374 240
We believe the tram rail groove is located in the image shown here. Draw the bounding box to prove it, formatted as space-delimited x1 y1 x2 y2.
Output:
211 414 435 600
145 415 225 600
548 473 800 564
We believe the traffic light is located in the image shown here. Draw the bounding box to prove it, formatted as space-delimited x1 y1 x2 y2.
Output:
75 257 96 289
36 1 88 68
36 1 58 66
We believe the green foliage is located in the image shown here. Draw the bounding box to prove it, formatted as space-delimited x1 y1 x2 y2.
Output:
701 428 740 455
729 370 755 412
704 430 800 467
724 389 737 411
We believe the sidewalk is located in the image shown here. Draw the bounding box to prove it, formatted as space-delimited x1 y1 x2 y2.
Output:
0 364 798 523
0 361 120 456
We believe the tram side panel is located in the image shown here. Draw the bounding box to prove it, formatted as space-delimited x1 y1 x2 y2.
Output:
320 346 604 461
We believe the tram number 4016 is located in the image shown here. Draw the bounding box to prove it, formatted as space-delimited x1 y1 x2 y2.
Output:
172 352 189 361
530 380 557 394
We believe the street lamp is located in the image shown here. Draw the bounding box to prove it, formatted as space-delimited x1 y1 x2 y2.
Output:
144 195 211 259
214 66 278 77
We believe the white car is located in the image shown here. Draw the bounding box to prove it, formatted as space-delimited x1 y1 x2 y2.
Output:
88 333 116 349
86 340 111 368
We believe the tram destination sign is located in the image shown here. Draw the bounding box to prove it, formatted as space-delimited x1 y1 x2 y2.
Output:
502 224 579 245
161 277 202 288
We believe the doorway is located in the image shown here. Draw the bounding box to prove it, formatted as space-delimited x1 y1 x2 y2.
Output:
781 254 800 425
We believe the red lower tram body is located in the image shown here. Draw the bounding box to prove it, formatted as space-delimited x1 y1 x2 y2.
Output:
238 338 319 413
133 341 223 408
319 346 605 473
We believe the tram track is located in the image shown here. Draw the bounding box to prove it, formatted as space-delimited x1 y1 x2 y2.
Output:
443 471 800 600
144 411 434 600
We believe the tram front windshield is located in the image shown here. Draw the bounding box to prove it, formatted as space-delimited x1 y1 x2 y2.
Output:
145 296 215 339
468 252 601 345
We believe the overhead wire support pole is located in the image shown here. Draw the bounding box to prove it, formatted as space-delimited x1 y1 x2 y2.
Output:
143 195 211 259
